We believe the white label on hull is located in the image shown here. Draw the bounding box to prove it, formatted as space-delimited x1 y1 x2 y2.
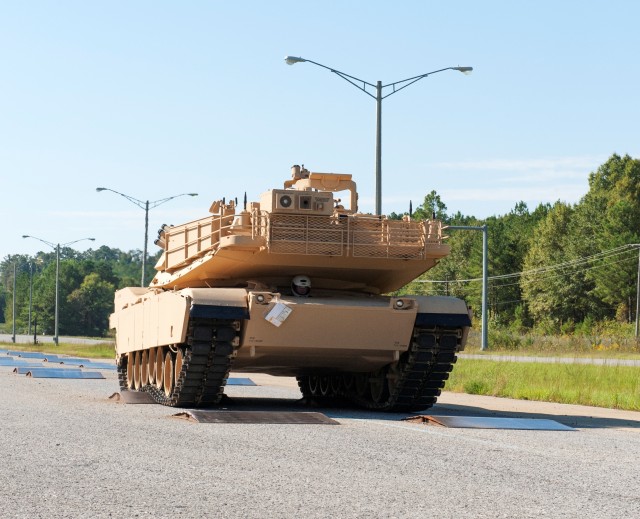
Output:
264 302 292 327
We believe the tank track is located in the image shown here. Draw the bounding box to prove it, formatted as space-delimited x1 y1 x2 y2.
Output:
297 325 460 412
116 318 237 407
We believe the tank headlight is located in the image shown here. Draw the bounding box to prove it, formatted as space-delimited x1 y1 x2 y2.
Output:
256 295 265 303
279 195 292 208
395 300 405 308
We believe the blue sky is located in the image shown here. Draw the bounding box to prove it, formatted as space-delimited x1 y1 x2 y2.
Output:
2 1 639 259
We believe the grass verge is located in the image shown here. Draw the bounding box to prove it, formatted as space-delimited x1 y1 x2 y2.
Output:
0 341 114 359
446 359 640 411
464 328 640 359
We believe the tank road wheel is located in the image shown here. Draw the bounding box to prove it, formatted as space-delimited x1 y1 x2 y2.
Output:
126 353 134 389
155 347 164 390
386 360 403 396
355 373 369 397
319 376 331 397
140 350 148 388
369 368 389 404
163 350 175 397
147 347 156 385
308 375 320 396
175 348 184 386
330 375 342 395
133 351 142 390
342 373 355 392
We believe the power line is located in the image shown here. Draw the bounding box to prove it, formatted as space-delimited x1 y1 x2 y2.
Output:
492 254 639 290
418 243 639 285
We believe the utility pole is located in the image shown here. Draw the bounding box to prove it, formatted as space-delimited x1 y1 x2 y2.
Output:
446 224 489 351
96 188 198 286
636 245 640 337
22 235 95 345
28 262 33 335
285 56 472 215
12 263 16 343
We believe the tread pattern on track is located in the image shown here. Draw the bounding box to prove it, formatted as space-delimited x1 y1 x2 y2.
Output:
297 326 460 412
117 318 236 407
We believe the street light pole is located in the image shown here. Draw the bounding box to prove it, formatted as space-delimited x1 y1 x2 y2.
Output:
12 263 16 343
375 81 382 215
96 188 198 286
143 200 149 288
636 245 640 338
285 56 472 215
54 243 60 345
28 262 33 336
22 235 95 345
446 224 489 351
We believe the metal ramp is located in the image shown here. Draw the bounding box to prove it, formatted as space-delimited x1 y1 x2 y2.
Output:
226 377 256 386
1 349 118 382
110 391 156 404
12 367 105 379
0 358 43 367
407 415 574 431
174 410 339 425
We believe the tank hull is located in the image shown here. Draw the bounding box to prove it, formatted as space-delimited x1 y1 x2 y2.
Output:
111 287 470 411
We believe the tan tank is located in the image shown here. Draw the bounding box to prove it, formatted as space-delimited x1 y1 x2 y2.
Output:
109 165 471 411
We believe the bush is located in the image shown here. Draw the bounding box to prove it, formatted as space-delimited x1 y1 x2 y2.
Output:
463 380 489 395
488 328 522 350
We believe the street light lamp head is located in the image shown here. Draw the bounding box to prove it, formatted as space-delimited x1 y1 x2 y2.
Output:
453 66 473 75
285 56 306 65
22 235 30 238
188 193 198 197
96 187 106 192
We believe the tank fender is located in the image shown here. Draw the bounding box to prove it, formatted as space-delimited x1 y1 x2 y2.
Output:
111 288 192 355
409 295 472 351
180 288 249 320
411 295 472 328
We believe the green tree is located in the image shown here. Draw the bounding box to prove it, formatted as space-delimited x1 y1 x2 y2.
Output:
31 260 84 335
576 154 640 320
0 246 161 337
486 201 550 326
413 190 448 222
67 273 116 336
520 202 594 328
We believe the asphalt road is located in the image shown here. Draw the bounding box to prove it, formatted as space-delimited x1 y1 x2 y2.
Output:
2 364 639 518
